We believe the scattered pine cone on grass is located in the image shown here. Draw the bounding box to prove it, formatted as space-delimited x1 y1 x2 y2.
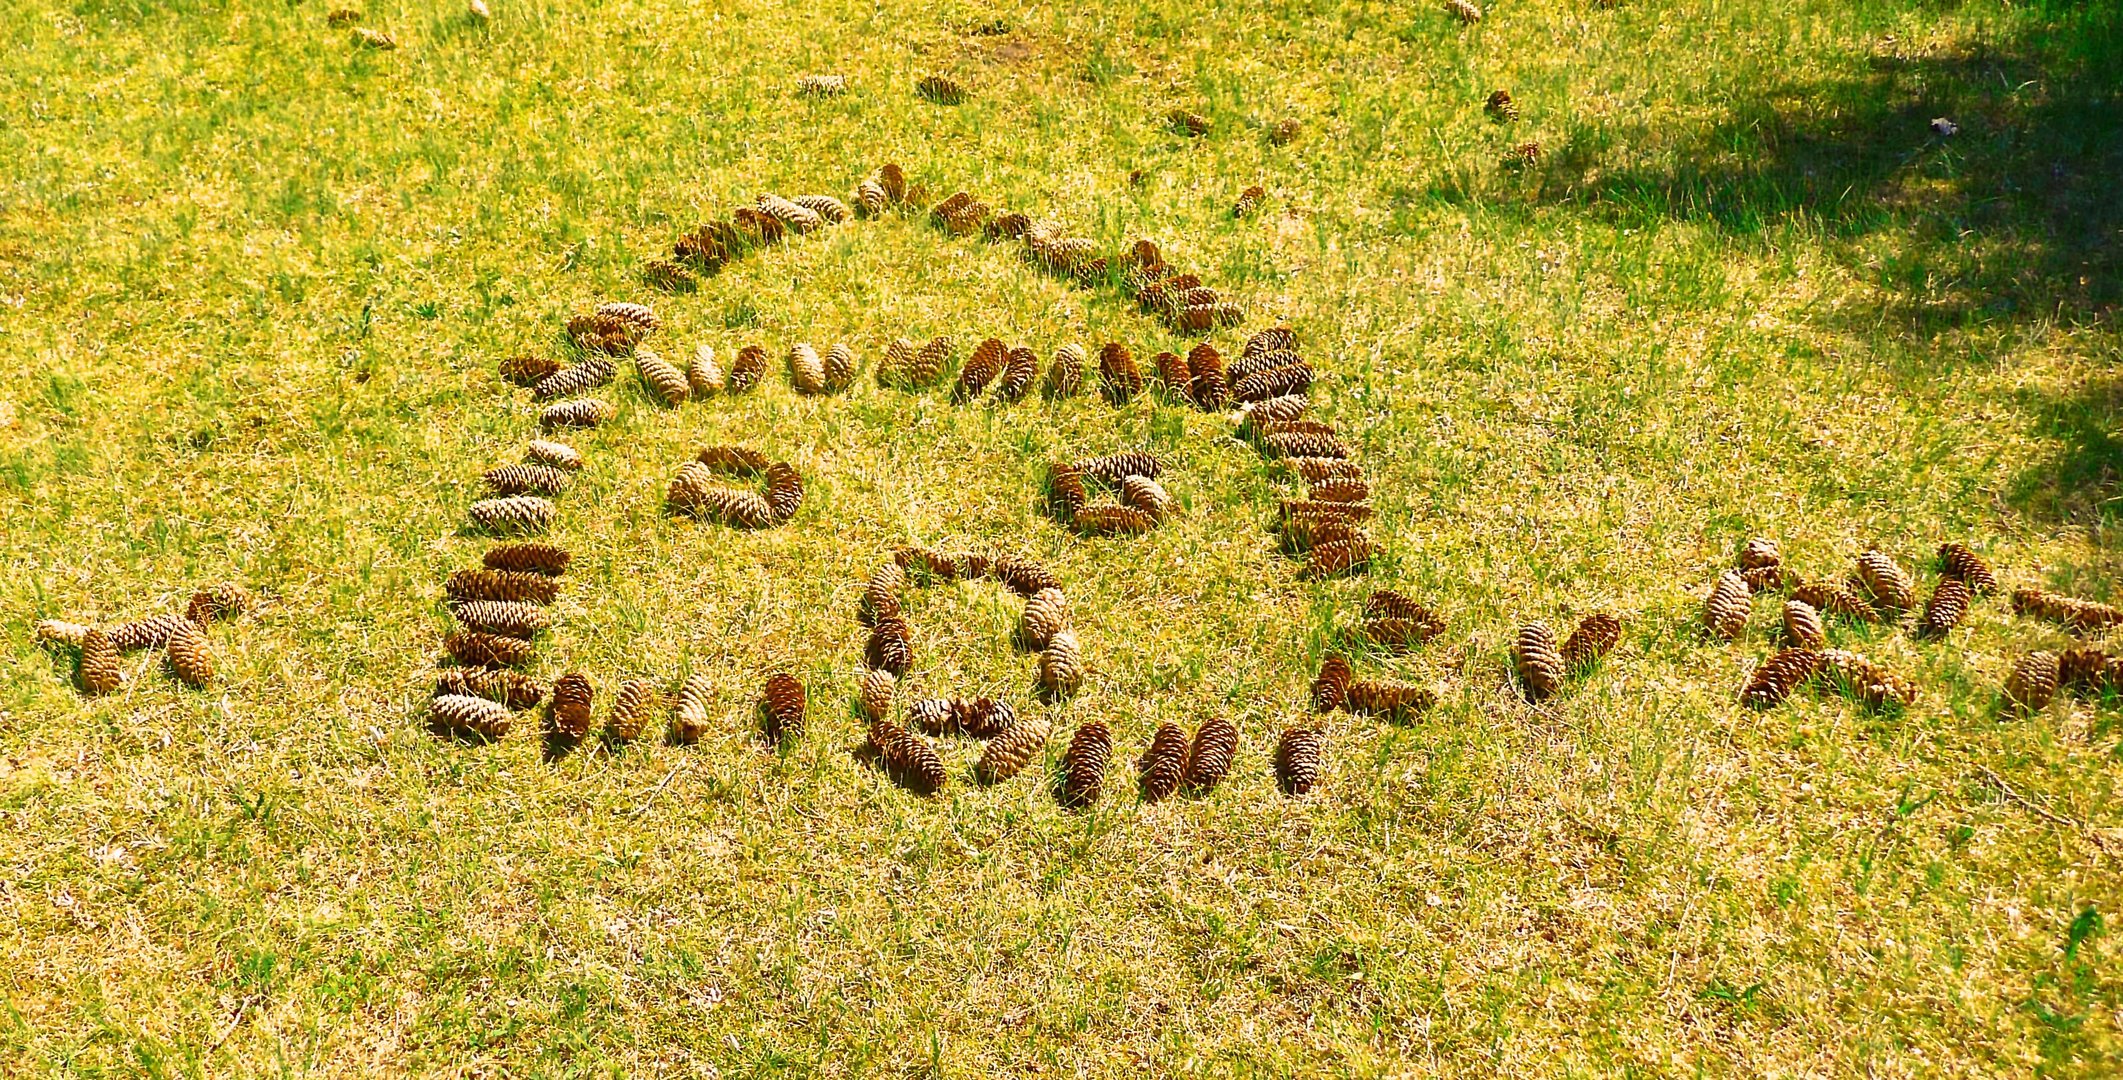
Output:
859 669 896 721
567 313 639 355
485 542 570 576
639 259 697 294
796 74 847 96
909 336 952 388
1309 477 1370 504
526 439 583 472
867 618 913 676
698 445 770 475
995 346 1038 403
1021 588 1069 649
446 631 535 669
1184 716 1238 792
483 463 572 497
352 27 397 49
1854 549 1916 613
727 345 767 392
1120 476 1174 522
688 346 726 397
1047 344 1086 397
1783 599 1827 648
1098 343 1144 405
1446 0 1483 22
955 695 1016 738
1233 363 1313 404
2012 588 2123 632
2059 648 2111 694
597 301 659 335
1167 109 1210 136
1794 579 1877 620
540 399 614 429
534 355 617 400
1304 539 1374 579
1917 578 1971 639
762 673 806 746
549 673 594 739
765 462 804 522
1938 543 1998 593
917 75 966 105
1819 649 1916 709
930 192 989 235
869 717 946 794
757 193 823 233
1276 727 1324 796
991 555 1060 597
1076 452 1162 483
1484 89 1519 121
107 614 195 652
78 628 121 695
36 619 90 647
824 344 857 391
1151 351 1190 397
669 477 776 529
607 679 659 744
2003 651 2060 714
1312 654 1353 712
976 714 1051 785
1741 648 1826 709
1232 185 1266 218
1560 613 1621 671
451 599 548 639
789 343 827 394
637 349 690 405
166 621 211 688
1040 629 1085 697
1261 431 1351 460
794 195 850 224
956 338 1007 400
1058 721 1112 809
1187 343 1227 408
1345 679 1435 720
1514 622 1565 702
908 698 955 736
447 568 559 606
501 354 561 387
470 496 555 536
186 583 253 624
1703 571 1751 641
1244 327 1296 356
1242 392 1310 426
863 564 906 626
1138 722 1189 802
431 694 511 738
1074 505 1157 537
438 667 546 709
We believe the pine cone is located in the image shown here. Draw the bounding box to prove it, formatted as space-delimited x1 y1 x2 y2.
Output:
956 338 1007 400
859 668 897 721
728 345 766 392
1257 419 1341 440
1241 391 1310 423
438 667 546 709
1040 629 1085 697
1288 461 1364 488
1855 549 1916 613
1739 536 1781 571
1074 504 1156 536
1152 351 1192 396
863 563 906 626
540 398 614 429
797 73 849 96
636 349 690 405
549 673 594 739
533 355 616 400
1783 599 1827 648
1232 363 1313 403
1120 476 1174 522
640 258 698 294
484 542 571 576
878 337 917 387
1938 543 1997 593
445 631 534 669
789 343 827 394
909 336 952 387
78 628 121 695
930 191 989 235
107 614 195 651
917 75 966 105
1304 539 1374 579
451 599 548 639
36 619 90 647
608 679 659 744
1741 648 1826 709
733 206 789 247
696 445 769 475
1167 109 1210 136
1232 185 1266 218
1742 565 1786 594
1046 464 1088 523
1917 578 1971 639
908 697 956 736
1513 622 1565 702
1058 721 1112 809
1186 343 1228 408
2003 651 2060 714
956 697 1014 738
185 583 253 624
483 463 572 497
2059 648 2111 694
991 555 1060 597
1279 515 1369 553
794 195 850 224
757 193 824 233
166 619 212 687
1446 0 1483 23
1047 344 1086 397
526 439 583 472
432 694 511 738
985 211 1032 240
1346 678 1435 720
1174 301 1244 333
1138 722 1189 802
873 162 909 204
1560 613 1621 671
687 346 726 397
500 354 561 387
762 673 806 746
869 717 945 793
894 545 962 582
866 618 913 676
1365 615 1444 652
1076 452 1162 483
976 713 1051 785
1308 477 1370 504
1312 654 1353 711
1276 727 1324 795
824 344 857 391
994 346 1037 403
1270 118 1302 145
1261 431 1351 460
352 26 398 49
2013 588 2123 632
1244 327 1296 357
1022 587 1069 649
326 8 359 27
447 568 558 606
1819 649 1915 709
1703 571 1751 641
1793 579 1878 620
1184 716 1237 792
765 462 803 522
855 179 888 217
469 496 555 536
1484 89 1519 121
1099 343 1144 405
672 482 776 529
566 313 639 355
596 301 659 335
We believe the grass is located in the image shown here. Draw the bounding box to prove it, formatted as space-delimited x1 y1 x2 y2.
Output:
3 0 2121 1073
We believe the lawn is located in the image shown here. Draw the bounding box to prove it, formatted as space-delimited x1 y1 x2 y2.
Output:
2 0 2120 1074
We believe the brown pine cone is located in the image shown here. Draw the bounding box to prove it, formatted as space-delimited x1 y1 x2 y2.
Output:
447 568 559 606
1312 654 1353 712
975 713 1051 785
955 338 1007 400
1138 722 1189 802
1047 464 1089 523
1739 536 1781 572
640 259 698 294
632 349 688 405
1854 549 1916 613
1938 543 1998 593
757 193 823 233
994 346 1038 403
908 698 956 736
1783 599 1827 648
36 619 91 648
484 542 571 576
566 313 639 355
1447 0 1485 24
673 482 776 529
1167 108 1210 136
1257 419 1341 440
533 355 617 400
432 694 511 738
1230 350 1303 385
762 673 806 746
1484 89 1520 122
876 337 915 387
910 336 952 387
1365 616 1441 652
2012 588 2123 632
1742 566 1786 593
665 672 713 743
1819 649 1916 709
106 614 195 651
867 617 913 676
500 354 561 387
2059 648 2111 693
984 211 1032 240
445 631 535 669
765 462 804 522
955 697 1015 739
695 445 769 475
1363 590 1427 622
733 207 787 247
788 343 828 394
728 345 767 392
863 563 906 626
1703 571 1751 641
1793 579 1878 620
1308 477 1370 504
1058 721 1112 809
2003 651 2060 714
1741 648 1824 709
1270 118 1302 144
1276 727 1323 795
166 619 212 687
607 679 659 743
1098 343 1144 405
1233 185 1266 218
526 439 584 472
824 344 857 391
597 301 660 335
859 669 897 722
794 194 850 223
1279 516 1369 554
917 75 967 105
540 398 614 429
1261 431 1351 460
470 496 555 536
1303 539 1374 579
894 545 963 582
1076 452 1162 483
1513 622 1565 702
1345 678 1435 720
451 599 548 639
1184 716 1238 792
1040 629 1085 697
1244 327 1296 357
869 717 945 793
1289 457 1362 484
1916 578 1971 639
855 178 888 217
873 162 909 204
1186 344 1228 408
1232 363 1314 403
78 628 121 695
1074 504 1157 537
1034 345 1083 399
1560 613 1621 671
990 555 1060 597
1022 587 1069 649
549 672 594 739
1241 391 1310 425
185 583 254 625
483 463 572 497
438 667 545 709
687 346 726 397
930 191 989 235
1152 350 1192 396
1120 476 1175 522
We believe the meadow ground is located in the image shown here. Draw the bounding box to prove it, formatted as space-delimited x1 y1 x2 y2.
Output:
3 0 2122 1074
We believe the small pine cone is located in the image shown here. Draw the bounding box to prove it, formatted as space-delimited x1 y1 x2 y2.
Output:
1742 565 1786 593
447 568 559 606
438 667 546 709
549 673 594 739
734 206 787 246
164 618 215 686
955 697 1015 739
640 258 697 294
1076 452 1162 483
1232 363 1314 403
1819 649 1916 709
1184 716 1238 792
1098 343 1144 405
1242 391 1310 423
78 628 121 694
597 301 660 335
540 398 614 429
469 496 555 536
867 618 913 676
863 563 906 625
824 344 857 391
990 555 1060 597
2059 648 2111 693
185 583 253 624
1312 654 1353 712
1152 351 1192 396
445 630 536 668
762 673 806 746
879 337 917 387
1187 343 1228 408
855 179 888 216
1120 475 1175 521
1561 613 1621 671
566 313 639 355
1739 537 1781 572
727 345 767 392
930 191 990 235
1021 587 1069 649
431 694 511 738
352 26 398 49
788 343 828 394
533 355 617 400
1276 727 1324 795
2018 587 2123 632
1040 629 1085 696
484 542 570 576
1232 185 1266 218
1289 459 1363 486
526 439 583 471
1270 118 1301 144
757 193 824 233
1346 678 1435 720
1855 549 1917 613
1794 579 1878 620
908 698 956 736
1308 477 1370 503
451 599 548 639
607 679 659 743
765 462 803 522
107 614 195 652
670 674 713 742
1244 327 1296 357
1047 464 1089 523
994 347 1038 403
984 211 1032 240
1783 599 1827 648
873 162 909 204
2003 651 2060 714
1365 616 1443 652
483 463 572 497
1938 543 1997 593
1075 504 1157 536
1484 89 1519 122
1513 622 1565 702
795 73 847 96
859 668 897 721
500 354 561 387
793 195 850 224
917 75 966 105
1258 419 1341 440
1138 722 1189 802
1047 344 1086 397
37 619 91 647
1058 721 1112 809
685 485 777 528
869 717 946 793
696 445 769 475
1281 515 1370 552
636 349 690 405
1176 304 1245 335
1261 431 1351 460
894 545 960 582
1304 539 1374 579
1167 109 1210 137
1917 578 1972 639
1703 571 1752 641
910 336 952 387
976 714 1051 785
687 346 726 396
956 338 1007 400
1741 648 1826 709
1446 0 1483 22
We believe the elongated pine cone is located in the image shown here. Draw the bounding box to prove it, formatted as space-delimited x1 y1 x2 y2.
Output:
1819 649 1916 709
1138 722 1189 802
796 74 847 96
567 313 638 355
501 354 561 387
78 628 121 694
1366 614 1443 651
526 439 583 471
1152 350 1191 396
726 344 767 392
956 337 1007 400
869 717 945 793
1022 587 1069 649
867 617 913 676
549 673 594 739
953 699 1017 739
1281 515 1370 553
446 631 534 669
1187 343 1228 408
432 694 511 738
911 336 952 387
607 679 659 743
1047 344 1086 397
1243 327 1296 357
859 668 896 721
1046 464 1088 523
1308 477 1371 504
637 349 690 405
1446 0 1482 23
1040 629 1085 696
1167 109 1210 136
438 667 545 709
1561 613 1621 671
991 555 1060 597
1059 720 1112 809
2059 648 2111 694
788 343 827 394
1233 363 1313 404
485 542 570 576
1739 536 1781 571
878 337 917 387
1938 543 1997 593
185 583 253 624
1276 727 1323 795
1075 504 1157 537
107 614 194 651
894 545 963 582
1243 393 1310 426
930 191 989 235
451 599 548 639
597 301 659 335
470 496 555 535
448 568 559 606
794 195 850 224
534 355 616 400
917 75 966 105
1077 452 1162 483
1783 599 1827 648
1261 431 1351 460
1704 571 1751 640
824 344 856 391
976 713 1051 785
540 399 613 429
1233 185 1266 218
863 563 906 625
640 259 697 294
855 178 888 217
1514 622 1565 702
1917 578 1971 639
757 193 823 233
908 698 956 736
1364 590 1436 623
2012 588 2123 632
1855 549 1916 613
687 346 725 396
995 346 1037 403
1312 653 1353 712
1184 716 1238 792
37 619 90 647
1345 678 1435 720
2003 651 2060 714
1485 89 1519 122
1099 343 1143 405
1794 579 1877 620
1741 648 1826 709
765 462 803 522
1304 539 1374 579
164 619 215 686
483 463 571 498
1120 475 1175 521
672 479 776 529
762 673 805 745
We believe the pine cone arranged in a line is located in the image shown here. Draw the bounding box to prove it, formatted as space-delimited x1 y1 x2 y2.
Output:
908 698 955 736
1854 549 1916 613
185 583 254 625
78 628 120 695
353 27 398 50
1058 721 1112 809
1261 431 1351 460
1304 539 1374 579
930 191 989 235
1739 536 1781 572
757 193 824 234
1138 722 1189 802
1938 543 1997 593
1783 599 1827 648
697 445 770 475
1046 463 1088 523
1365 613 1443 651
1312 654 1353 712
1307 477 1370 504
2003 651 2060 714
1232 185 1266 218
1345 678 1435 720
566 313 639 355
501 354 561 387
470 496 555 536
765 462 804 522
1276 727 1323 795
1270 118 1301 145
549 672 594 739
991 555 1059 597
734 206 789 246
1280 516 1369 554
874 162 909 204
985 211 1032 240
438 667 546 709
1184 716 1238 792
1244 327 1296 357
894 545 962 582
107 614 195 652
1289 458 1363 486
451 599 549 639
797 73 848 96
995 346 1037 403
540 398 613 429
1098 343 1144 405
789 343 827 394
36 619 90 647
956 338 1007 400
527 439 584 472
1258 419 1341 440
1152 350 1191 396
636 349 690 405
1187 343 1228 408
1560 613 1621 671
976 713 1051 785
859 668 896 721
670 479 776 529
447 568 559 606
597 302 660 336
432 694 511 738
1741 647 1826 709
485 542 570 576
867 617 913 676
640 259 697 294
1484 89 1519 122
917 75 966 105
794 195 850 224
1233 363 1313 404
1167 109 1210 136
687 346 726 397
1819 649 1916 709
1917 578 1971 639
483 463 572 497
909 336 952 388
326 9 360 28
1073 505 1157 537
1047 344 1086 397
869 717 945 793
1241 393 1310 427
1120 476 1175 522
608 679 659 744
1446 0 1484 24
728 345 767 392
954 697 1014 738
1022 587 1069 649
855 179 888 217
2059 648 2111 694
1040 629 1085 696
878 337 917 387
446 631 535 669
1513 622 1565 702
762 673 806 746
824 344 856 391
1076 452 1162 483
1703 571 1752 641
1794 579 1878 620
863 563 906 625
2012 588 2123 632
533 355 616 400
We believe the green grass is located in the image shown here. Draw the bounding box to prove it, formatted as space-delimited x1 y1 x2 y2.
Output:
4 0 2122 1073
